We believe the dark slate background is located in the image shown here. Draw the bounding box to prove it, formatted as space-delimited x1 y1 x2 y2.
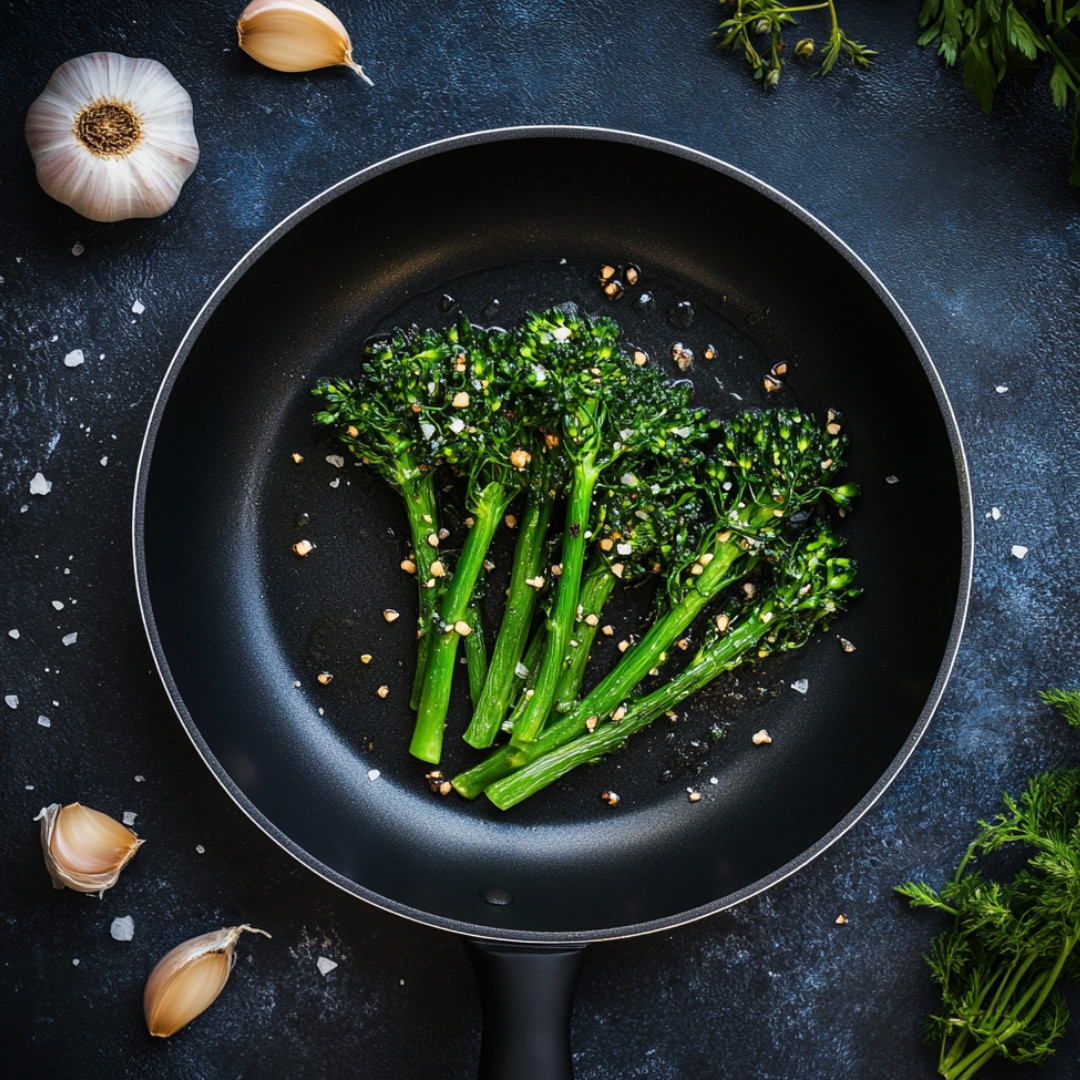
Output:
3 2 1080 1077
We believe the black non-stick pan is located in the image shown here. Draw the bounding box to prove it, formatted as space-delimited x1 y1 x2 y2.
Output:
134 127 971 1078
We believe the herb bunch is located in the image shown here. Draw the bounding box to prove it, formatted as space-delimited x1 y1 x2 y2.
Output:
713 0 876 88
896 688 1080 1079
918 0 1080 185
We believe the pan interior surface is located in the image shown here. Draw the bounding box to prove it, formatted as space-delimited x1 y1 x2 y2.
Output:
139 132 968 939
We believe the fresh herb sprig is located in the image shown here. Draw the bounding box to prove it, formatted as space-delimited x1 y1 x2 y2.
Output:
918 0 1080 185
713 0 876 88
897 688 1080 1079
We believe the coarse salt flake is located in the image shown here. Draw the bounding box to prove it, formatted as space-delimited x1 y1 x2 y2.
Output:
51 600 64 610
367 769 381 782
110 916 135 941
63 349 85 368
37 715 50 728
885 475 899 485
99 457 108 466
8 629 19 639
991 507 1002 521
326 454 345 468
1011 545 1029 560
29 472 52 496
122 811 136 826
131 300 145 315
995 385 1009 394
62 632 78 646
791 678 809 695
4 695 18 709
316 956 338 975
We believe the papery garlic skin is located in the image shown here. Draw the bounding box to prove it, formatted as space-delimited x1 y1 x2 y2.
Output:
144 924 271 1038
35 802 143 895
25 52 199 223
238 0 374 84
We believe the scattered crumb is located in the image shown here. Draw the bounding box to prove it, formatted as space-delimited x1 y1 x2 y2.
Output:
292 452 303 464
885 475 899 485
839 637 857 653
122 811 136 826
316 956 338 976
195 844 205 854
600 791 620 806
376 686 389 698
325 454 345 468
292 539 315 557
790 678 808 695
687 789 702 802
752 729 772 745
382 609 400 623
995 385 1008 394
110 915 135 941
71 242 84 256
8 629 19 639
134 775 145 782
835 914 848 925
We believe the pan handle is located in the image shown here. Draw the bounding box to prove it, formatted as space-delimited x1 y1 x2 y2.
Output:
465 938 587 1080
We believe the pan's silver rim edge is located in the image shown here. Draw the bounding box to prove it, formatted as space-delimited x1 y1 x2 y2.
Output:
132 124 974 945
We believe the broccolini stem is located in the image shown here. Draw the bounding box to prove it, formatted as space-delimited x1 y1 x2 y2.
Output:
549 555 618 719
398 474 442 711
510 459 601 744
464 480 556 748
464 594 488 709
409 481 514 763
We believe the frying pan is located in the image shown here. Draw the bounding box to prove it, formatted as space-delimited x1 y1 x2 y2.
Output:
134 127 972 1077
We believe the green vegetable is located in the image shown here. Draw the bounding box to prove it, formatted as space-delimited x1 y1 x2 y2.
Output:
918 0 1080 185
315 306 859 801
713 0 876 88
896 689 1080 1079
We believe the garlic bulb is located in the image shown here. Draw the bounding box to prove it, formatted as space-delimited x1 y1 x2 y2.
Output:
144 924 271 1037
25 52 199 223
237 0 374 85
35 802 143 895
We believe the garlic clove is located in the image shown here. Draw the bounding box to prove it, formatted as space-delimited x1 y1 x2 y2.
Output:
144 924 271 1037
35 802 143 895
25 52 199 223
237 0 374 85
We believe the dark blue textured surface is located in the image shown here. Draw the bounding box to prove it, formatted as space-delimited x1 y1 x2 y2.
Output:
3 2 1080 1078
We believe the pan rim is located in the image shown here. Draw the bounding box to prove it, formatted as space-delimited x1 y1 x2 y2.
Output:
132 124 974 944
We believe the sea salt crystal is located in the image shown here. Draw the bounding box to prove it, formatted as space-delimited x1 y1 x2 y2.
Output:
886 475 899 485
29 472 52 495
122 811 136 826
131 300 145 315
8 629 19 639
195 844 205 854
62 632 78 646
99 457 108 466
791 678 809 695
134 775 145 782
5 695 18 709
51 600 64 610
110 916 135 941
367 769 381 782
72 958 80 965
316 956 338 975
995 385 1009 394
1011 545 1029 560
63 349 85 368
37 715 50 728
991 507 1002 521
